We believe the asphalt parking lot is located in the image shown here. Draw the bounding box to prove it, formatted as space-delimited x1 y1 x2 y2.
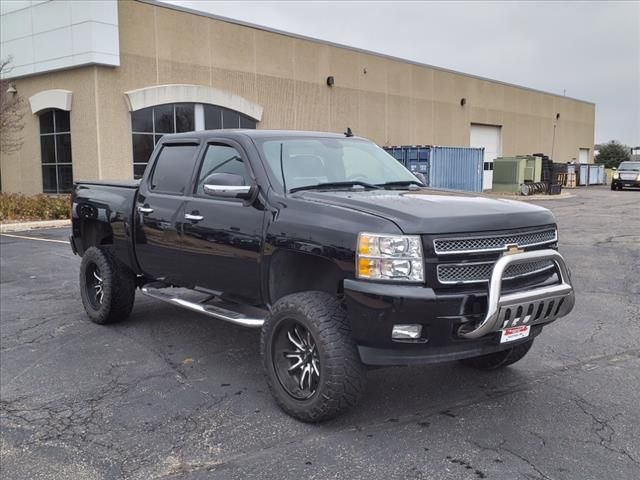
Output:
1 186 639 480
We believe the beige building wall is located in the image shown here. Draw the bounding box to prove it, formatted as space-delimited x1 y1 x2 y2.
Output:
1 67 98 195
1 0 595 194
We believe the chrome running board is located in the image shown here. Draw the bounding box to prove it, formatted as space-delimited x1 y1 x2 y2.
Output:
141 286 265 328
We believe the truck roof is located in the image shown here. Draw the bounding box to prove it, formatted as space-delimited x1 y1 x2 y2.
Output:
161 129 363 141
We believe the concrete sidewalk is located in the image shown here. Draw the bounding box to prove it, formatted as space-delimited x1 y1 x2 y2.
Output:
0 219 70 233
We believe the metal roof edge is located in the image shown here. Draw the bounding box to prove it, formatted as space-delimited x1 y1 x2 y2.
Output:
1 63 114 81
142 0 595 106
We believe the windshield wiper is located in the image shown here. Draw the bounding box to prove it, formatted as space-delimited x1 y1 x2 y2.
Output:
289 181 382 193
377 180 425 189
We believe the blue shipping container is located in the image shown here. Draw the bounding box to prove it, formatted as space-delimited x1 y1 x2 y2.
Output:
383 146 430 178
387 147 406 164
383 145 484 192
430 146 484 192
404 146 430 176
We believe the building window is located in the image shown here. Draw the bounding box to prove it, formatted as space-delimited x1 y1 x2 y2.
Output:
131 103 257 179
203 105 257 130
39 109 73 193
131 103 195 179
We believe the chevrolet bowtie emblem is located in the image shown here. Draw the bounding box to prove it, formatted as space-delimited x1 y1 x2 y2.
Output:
504 244 524 255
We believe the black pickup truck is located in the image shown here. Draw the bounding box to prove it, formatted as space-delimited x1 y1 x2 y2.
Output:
71 130 575 422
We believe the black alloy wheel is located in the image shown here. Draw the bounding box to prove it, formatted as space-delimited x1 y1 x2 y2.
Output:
261 291 366 422
272 320 321 400
79 246 136 324
85 263 105 310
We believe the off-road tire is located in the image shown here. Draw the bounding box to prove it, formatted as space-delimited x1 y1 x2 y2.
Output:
261 291 366 422
79 246 136 324
459 339 534 370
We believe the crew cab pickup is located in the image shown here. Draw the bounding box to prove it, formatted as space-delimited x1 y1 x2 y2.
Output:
611 161 640 190
71 130 575 422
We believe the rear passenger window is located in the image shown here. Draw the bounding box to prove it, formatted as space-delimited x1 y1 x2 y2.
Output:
150 145 198 194
195 144 250 195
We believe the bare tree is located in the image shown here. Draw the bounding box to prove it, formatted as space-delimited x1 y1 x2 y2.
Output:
0 57 26 154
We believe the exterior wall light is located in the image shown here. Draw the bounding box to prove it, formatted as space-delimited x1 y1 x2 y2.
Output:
326 76 334 87
460 97 467 107
6 84 17 95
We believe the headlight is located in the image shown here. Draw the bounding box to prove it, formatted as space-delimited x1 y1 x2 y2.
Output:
636 174 640 181
357 233 424 282
613 172 619 179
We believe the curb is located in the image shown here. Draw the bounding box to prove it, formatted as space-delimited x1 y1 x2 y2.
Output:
487 193 575 201
510 193 575 201
0 219 71 233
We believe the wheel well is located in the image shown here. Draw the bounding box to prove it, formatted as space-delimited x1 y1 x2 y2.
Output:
268 250 344 304
79 220 113 253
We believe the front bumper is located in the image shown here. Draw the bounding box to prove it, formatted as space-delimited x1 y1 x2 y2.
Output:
344 249 575 366
612 178 640 188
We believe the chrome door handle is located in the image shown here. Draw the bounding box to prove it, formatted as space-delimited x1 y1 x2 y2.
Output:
185 213 204 221
138 206 154 214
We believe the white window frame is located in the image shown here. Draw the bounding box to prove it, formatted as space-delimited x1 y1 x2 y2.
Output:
124 84 263 121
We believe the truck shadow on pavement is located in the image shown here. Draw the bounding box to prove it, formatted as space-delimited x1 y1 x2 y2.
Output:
119 294 534 428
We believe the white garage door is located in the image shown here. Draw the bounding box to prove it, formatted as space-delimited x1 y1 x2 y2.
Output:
470 124 502 190
578 148 589 164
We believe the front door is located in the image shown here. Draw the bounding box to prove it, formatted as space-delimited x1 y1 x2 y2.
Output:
135 142 200 283
181 141 265 303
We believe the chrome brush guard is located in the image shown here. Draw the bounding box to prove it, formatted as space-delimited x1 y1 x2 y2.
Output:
458 249 575 339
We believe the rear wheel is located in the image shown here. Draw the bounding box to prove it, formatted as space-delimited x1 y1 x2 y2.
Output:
261 291 366 422
459 339 534 370
79 247 136 324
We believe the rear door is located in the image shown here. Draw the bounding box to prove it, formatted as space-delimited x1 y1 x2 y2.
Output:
135 140 201 283
180 139 265 303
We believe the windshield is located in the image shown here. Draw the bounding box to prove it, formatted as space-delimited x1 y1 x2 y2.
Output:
618 162 640 171
256 137 421 192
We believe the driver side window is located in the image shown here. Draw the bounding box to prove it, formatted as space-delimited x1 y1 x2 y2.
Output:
196 144 250 195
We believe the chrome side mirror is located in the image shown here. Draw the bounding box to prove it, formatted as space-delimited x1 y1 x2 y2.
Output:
202 173 256 200
204 183 254 199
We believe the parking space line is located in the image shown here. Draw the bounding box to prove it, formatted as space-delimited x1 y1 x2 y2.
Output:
0 233 69 244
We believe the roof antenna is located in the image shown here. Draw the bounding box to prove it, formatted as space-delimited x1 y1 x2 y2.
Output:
344 127 354 137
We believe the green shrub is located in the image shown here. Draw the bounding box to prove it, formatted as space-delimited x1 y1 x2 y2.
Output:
0 193 70 222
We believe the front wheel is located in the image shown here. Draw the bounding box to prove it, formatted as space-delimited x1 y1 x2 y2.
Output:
79 246 136 324
459 339 534 370
261 292 366 422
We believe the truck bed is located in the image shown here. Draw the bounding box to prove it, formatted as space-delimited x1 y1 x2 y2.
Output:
72 180 140 273
75 179 141 189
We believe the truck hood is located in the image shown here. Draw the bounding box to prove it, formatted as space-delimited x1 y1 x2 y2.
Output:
296 189 556 234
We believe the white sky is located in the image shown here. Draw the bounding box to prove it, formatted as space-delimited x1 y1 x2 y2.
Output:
164 0 639 146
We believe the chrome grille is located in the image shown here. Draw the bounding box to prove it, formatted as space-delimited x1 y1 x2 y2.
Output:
433 229 557 255
437 259 556 285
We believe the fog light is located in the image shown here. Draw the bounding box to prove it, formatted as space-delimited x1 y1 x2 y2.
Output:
392 324 422 340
